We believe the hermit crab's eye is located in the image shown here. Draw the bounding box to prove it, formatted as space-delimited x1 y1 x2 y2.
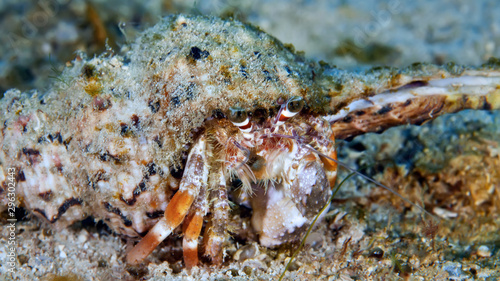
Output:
274 96 305 125
286 96 304 113
229 107 253 137
228 107 248 124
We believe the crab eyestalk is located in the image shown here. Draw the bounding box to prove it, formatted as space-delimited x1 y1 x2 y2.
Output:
275 96 305 125
228 107 253 139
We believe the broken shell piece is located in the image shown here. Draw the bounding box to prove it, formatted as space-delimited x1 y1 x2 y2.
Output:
233 243 260 261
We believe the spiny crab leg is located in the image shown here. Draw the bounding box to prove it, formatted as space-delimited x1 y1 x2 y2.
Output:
126 136 208 265
202 171 230 265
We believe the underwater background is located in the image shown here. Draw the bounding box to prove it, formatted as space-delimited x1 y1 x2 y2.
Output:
1 0 499 280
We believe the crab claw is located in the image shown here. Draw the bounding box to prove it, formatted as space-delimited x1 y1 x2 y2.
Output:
250 138 336 246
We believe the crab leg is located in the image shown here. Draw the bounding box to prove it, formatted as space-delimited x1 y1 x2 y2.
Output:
202 172 230 265
182 212 204 269
126 136 208 265
318 138 338 190
182 179 209 269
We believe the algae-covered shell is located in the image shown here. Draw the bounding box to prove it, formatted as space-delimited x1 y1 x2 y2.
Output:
0 15 322 236
0 13 499 253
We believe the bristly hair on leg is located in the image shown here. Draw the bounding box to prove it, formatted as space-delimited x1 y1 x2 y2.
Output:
258 177 276 193
221 139 257 195
232 165 256 195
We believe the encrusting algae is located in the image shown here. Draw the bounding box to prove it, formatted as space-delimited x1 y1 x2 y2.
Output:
1 14 499 280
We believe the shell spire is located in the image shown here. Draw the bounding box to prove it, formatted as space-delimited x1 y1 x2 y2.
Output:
313 62 500 139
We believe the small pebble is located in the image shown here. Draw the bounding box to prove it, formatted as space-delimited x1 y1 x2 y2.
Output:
78 230 89 243
305 232 324 249
477 245 491 258
443 261 465 277
56 245 67 258
59 250 67 259
368 247 384 259
433 207 458 219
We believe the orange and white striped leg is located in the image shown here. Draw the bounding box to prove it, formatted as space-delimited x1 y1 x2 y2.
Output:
126 136 208 265
182 212 204 269
182 184 209 269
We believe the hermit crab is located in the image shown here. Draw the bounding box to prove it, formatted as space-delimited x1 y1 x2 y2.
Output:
0 14 499 270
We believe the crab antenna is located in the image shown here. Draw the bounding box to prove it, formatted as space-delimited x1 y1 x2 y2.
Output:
274 102 286 125
232 140 251 168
